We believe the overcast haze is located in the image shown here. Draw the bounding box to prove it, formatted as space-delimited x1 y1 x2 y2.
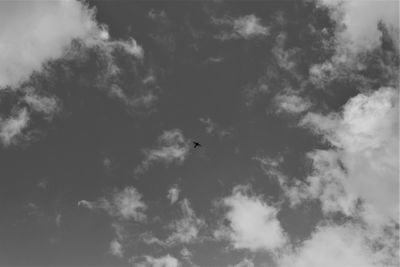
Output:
0 0 398 266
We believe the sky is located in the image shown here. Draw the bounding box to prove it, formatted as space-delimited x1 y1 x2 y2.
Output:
0 0 398 266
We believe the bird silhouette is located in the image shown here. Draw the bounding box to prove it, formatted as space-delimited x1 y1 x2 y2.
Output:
193 141 202 148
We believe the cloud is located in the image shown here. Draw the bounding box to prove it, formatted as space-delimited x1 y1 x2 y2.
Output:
0 0 103 88
55 213 62 228
167 199 205 245
214 14 269 40
136 129 190 173
109 239 123 258
0 108 29 146
179 247 193 261
167 185 180 204
320 0 399 50
0 1 150 148
214 185 286 252
273 93 312 115
132 254 181 267
229 258 255 267
279 223 398 267
300 87 399 222
23 87 59 118
78 186 147 221
200 117 231 138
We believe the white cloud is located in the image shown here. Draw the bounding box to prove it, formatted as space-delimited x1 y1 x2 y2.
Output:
273 94 312 115
136 129 190 173
109 239 123 258
0 108 29 146
278 223 397 267
0 0 144 89
215 185 286 252
229 258 255 267
215 14 269 40
0 0 101 88
133 254 181 267
233 15 269 39
0 1 147 147
167 199 205 245
78 186 147 221
300 87 399 222
319 0 399 50
167 185 180 204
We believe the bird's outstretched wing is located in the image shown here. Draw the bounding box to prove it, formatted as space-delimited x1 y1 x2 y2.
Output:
193 141 202 148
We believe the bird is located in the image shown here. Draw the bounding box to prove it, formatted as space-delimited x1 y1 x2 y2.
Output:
192 141 202 148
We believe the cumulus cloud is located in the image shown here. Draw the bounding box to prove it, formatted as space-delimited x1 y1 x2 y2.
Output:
0 0 102 88
0 0 144 89
214 14 269 40
279 223 398 267
300 87 399 222
167 199 205 245
133 254 181 267
167 185 180 204
0 108 29 146
136 129 190 173
320 0 399 50
215 185 286 252
78 186 147 221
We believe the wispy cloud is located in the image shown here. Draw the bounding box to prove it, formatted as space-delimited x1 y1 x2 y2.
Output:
131 254 181 267
167 199 205 245
273 93 312 115
0 108 29 146
200 117 231 139
78 186 147 221
136 129 190 173
214 14 269 40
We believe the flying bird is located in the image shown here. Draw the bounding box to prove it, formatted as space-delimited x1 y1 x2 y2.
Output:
193 141 202 148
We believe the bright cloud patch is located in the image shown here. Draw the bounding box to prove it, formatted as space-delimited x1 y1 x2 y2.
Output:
279 223 396 267
0 0 102 88
137 129 190 173
23 87 59 118
167 185 181 204
215 185 286 252
320 0 399 50
215 14 269 40
78 186 147 221
273 94 312 115
229 258 255 267
133 254 181 267
300 87 399 222
109 239 123 258
0 108 29 146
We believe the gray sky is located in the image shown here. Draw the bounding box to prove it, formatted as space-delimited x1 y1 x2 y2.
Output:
0 0 398 266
